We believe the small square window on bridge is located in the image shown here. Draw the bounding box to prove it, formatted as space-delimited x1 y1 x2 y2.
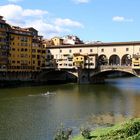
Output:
113 48 116 52
101 49 104 52
126 48 129 51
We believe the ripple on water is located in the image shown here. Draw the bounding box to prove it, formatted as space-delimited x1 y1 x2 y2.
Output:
28 92 56 97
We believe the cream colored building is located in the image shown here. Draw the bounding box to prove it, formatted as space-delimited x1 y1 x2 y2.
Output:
45 41 140 70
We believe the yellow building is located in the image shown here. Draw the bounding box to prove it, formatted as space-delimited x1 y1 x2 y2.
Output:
0 16 10 72
73 53 86 68
8 26 33 73
7 26 46 79
0 16 47 80
51 37 63 46
132 54 140 69
30 28 46 72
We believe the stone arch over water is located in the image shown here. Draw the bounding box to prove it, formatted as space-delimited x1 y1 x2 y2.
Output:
37 70 77 83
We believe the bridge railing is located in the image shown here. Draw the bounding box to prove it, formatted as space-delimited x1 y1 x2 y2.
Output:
99 65 132 71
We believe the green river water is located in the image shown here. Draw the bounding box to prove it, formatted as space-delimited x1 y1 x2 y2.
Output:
0 77 140 140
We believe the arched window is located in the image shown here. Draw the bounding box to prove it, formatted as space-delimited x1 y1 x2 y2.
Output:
121 54 131 66
98 55 108 65
109 55 120 65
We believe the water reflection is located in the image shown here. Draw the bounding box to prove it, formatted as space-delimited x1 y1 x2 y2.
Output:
0 77 140 139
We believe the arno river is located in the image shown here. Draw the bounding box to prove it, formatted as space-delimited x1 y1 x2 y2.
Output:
0 77 140 139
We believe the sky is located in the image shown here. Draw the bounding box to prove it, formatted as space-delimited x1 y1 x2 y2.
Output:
0 0 140 42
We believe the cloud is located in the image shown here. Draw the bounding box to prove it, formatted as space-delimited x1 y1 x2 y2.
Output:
23 9 48 17
26 19 71 38
8 0 22 3
112 16 133 22
54 18 84 28
73 0 90 4
0 4 47 19
0 4 83 38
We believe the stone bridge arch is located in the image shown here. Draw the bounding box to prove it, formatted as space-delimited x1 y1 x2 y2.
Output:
90 68 139 83
37 70 78 83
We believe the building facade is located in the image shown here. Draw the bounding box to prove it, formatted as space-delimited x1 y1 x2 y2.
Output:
45 42 140 70
0 16 46 80
0 16 10 72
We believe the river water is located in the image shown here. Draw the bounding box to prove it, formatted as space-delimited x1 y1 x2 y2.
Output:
0 77 140 140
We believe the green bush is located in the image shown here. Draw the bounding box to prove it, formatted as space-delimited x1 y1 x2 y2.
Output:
54 125 72 140
80 127 91 139
125 121 140 137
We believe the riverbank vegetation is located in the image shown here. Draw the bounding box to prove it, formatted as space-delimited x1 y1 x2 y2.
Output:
73 118 140 140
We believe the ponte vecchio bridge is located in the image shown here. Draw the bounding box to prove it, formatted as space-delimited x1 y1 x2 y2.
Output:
39 41 140 84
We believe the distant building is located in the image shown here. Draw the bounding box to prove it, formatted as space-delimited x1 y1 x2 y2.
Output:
43 35 84 47
51 37 63 46
43 39 54 47
63 35 84 45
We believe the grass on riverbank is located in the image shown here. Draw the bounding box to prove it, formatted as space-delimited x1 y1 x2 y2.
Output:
73 118 140 140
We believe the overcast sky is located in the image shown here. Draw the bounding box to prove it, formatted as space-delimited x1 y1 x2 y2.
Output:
0 0 140 42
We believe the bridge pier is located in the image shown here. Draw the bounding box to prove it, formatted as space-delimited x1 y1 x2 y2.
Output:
77 68 90 84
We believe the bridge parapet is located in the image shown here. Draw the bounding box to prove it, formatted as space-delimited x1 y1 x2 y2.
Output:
99 65 132 71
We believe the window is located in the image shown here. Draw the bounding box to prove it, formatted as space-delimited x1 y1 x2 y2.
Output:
60 49 62 53
101 49 104 52
113 48 116 52
32 55 36 58
37 50 41 53
47 55 51 59
21 54 24 57
42 50 45 53
33 60 35 64
90 49 93 52
79 49 82 53
126 48 129 51
69 49 72 53
32 49 36 53
25 54 28 58
68 64 72 66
